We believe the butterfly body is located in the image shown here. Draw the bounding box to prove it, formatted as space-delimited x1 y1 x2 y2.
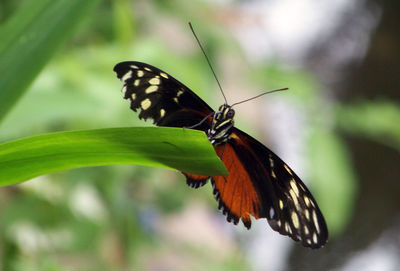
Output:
114 61 328 248
208 104 235 145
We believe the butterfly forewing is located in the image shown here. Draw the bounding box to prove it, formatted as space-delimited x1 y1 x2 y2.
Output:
114 61 214 128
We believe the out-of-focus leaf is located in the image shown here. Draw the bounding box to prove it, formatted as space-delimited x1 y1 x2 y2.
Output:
0 0 100 122
252 64 319 102
337 100 400 151
112 0 135 45
0 127 228 186
310 129 358 237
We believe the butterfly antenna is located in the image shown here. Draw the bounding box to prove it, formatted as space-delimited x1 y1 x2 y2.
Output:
230 88 288 107
188 22 228 104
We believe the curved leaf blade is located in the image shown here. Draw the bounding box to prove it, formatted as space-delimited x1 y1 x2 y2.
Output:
0 127 228 186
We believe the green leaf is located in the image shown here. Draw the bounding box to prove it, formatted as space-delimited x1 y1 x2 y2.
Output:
337 100 400 151
310 129 358 237
0 0 100 122
0 127 228 186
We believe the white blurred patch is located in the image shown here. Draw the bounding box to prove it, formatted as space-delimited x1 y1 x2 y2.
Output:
246 218 292 271
335 235 400 271
19 176 63 202
8 221 72 254
159 201 237 257
232 0 380 65
69 183 107 223
263 97 309 180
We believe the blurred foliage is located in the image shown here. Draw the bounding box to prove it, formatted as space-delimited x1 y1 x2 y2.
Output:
309 129 357 237
0 0 100 122
0 0 399 270
337 100 400 151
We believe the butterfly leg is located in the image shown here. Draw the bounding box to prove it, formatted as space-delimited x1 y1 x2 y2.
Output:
183 112 214 129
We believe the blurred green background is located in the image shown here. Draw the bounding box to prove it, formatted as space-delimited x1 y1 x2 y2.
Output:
0 0 399 270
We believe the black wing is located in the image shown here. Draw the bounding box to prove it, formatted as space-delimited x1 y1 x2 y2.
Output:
211 128 328 248
114 61 214 129
114 61 213 188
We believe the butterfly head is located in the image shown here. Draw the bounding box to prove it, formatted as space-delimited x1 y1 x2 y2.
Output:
208 104 235 145
218 104 235 119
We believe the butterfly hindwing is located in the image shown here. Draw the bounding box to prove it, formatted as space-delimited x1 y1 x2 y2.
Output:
183 173 210 188
211 128 328 248
114 61 214 128
211 143 267 229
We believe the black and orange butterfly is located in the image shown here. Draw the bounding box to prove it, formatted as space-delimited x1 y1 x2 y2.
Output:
113 61 328 249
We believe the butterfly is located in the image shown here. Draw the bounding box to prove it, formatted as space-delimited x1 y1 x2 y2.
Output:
113 61 328 248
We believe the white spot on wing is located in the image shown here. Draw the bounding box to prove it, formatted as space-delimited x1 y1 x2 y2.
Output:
141 98 151 110
313 233 318 244
269 155 274 167
149 77 160 85
160 109 166 118
291 212 299 229
284 164 293 175
304 225 309 235
121 70 132 82
285 222 290 233
145 85 158 94
305 209 310 220
304 195 310 207
279 200 284 210
131 93 136 100
290 180 299 196
287 223 292 234
134 79 140 87
160 72 168 79
130 65 139 69
144 67 152 72
269 207 275 219
289 189 299 207
137 70 144 77
313 210 320 234
122 86 127 94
